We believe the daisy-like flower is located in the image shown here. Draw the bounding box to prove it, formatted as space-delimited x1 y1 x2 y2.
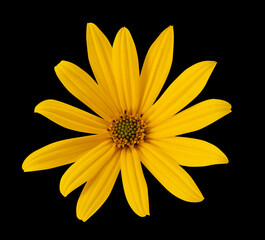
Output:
23 23 232 221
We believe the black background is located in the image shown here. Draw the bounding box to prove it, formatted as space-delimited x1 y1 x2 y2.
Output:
6 6 245 238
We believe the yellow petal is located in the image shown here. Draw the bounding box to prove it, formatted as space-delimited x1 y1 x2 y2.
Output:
22 135 107 172
35 100 108 134
138 143 204 202
148 137 228 167
76 150 120 222
138 26 174 114
113 27 140 114
60 140 115 197
148 99 232 136
55 61 116 120
145 61 217 125
120 148 149 217
86 23 122 113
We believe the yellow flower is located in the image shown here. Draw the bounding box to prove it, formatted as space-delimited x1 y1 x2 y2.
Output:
23 23 232 221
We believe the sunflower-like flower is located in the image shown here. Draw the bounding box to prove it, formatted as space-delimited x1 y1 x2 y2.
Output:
23 23 232 221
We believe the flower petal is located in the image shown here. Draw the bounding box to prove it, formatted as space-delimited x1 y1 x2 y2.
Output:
138 143 204 202
120 148 149 217
147 137 228 167
60 140 115 197
35 100 108 134
138 26 174 114
22 135 107 172
145 61 217 125
113 27 140 114
148 99 232 136
86 23 122 113
55 61 116 120
76 150 120 222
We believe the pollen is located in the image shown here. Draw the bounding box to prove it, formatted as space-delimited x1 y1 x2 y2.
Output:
108 111 146 148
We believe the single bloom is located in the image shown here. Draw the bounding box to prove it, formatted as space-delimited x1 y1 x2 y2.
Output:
23 23 232 221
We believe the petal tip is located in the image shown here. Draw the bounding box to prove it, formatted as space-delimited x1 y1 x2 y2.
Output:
209 60 217 68
139 213 150 218
146 210 150 216
228 103 232 112
54 61 64 73
167 25 174 38
77 214 90 222
194 192 205 203
76 208 93 222
168 25 174 31
193 189 205 203
199 195 205 202
202 61 217 75
34 100 50 114
34 103 40 114
162 25 174 39
59 180 69 197
203 61 217 69
54 60 68 70
122 26 131 35
212 61 218 68
215 150 229 165
86 22 99 33
22 161 34 172
22 162 27 172
87 22 96 28
60 189 68 198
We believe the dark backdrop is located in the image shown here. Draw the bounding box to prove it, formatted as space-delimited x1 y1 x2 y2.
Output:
7 7 243 238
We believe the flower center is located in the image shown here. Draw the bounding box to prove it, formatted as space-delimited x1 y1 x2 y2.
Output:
108 111 146 148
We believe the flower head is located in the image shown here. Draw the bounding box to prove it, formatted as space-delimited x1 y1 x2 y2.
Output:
23 23 232 221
